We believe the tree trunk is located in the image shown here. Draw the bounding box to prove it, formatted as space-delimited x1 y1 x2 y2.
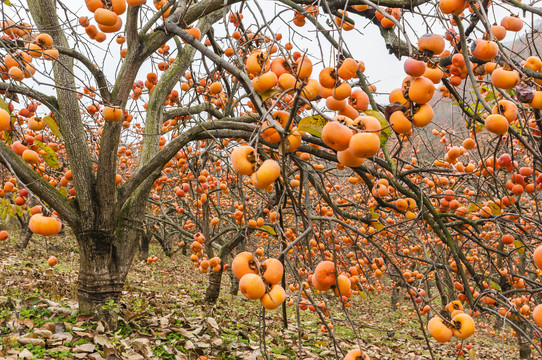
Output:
517 320 531 359
204 267 223 303
229 269 239 296
17 223 33 249
139 230 151 261
391 282 400 311
75 225 142 329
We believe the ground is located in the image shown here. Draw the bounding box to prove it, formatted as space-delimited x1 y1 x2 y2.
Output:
0 229 525 359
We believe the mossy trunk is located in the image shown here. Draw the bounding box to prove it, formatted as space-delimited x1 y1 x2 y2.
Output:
75 221 143 330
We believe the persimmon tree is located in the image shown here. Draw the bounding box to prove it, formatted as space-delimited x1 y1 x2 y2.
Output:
2 0 542 358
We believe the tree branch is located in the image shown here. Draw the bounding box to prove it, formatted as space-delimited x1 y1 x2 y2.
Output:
0 141 78 226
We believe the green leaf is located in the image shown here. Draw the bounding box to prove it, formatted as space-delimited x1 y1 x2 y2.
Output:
15 205 23 217
261 225 277 236
0 98 10 113
42 116 62 140
59 187 68 198
3 131 11 145
298 115 327 138
369 207 379 220
489 280 501 291
468 349 476 360
33 140 59 168
373 222 384 231
359 291 366 300
487 202 501 216
2 0 12 6
7 205 14 217
364 110 390 146
514 239 525 254
467 203 482 213
260 88 281 101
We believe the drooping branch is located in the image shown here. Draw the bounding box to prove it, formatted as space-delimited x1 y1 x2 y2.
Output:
0 141 78 226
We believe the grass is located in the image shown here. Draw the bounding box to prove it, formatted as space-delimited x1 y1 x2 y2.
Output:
0 228 526 359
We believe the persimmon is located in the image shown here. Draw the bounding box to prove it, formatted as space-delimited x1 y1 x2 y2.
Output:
412 104 433 127
418 34 445 55
332 82 352 101
300 79 321 100
390 111 412 134
533 304 542 328
408 77 434 104
102 106 123 122
48 256 58 267
501 15 523 32
451 313 475 339
344 349 368 360
127 0 146 6
239 273 266 300
313 261 336 291
462 138 475 149
356 115 381 134
98 17 123 33
284 131 302 152
471 39 498 61
8 67 24 81
232 251 259 280
349 132 380 158
337 58 359 80
403 57 426 77
533 245 542 270
334 274 352 297
349 89 369 111
22 149 40 164
530 91 542 109
322 121 353 151
492 100 517 123
337 147 365 167
524 56 542 72
326 97 346 111
0 108 11 131
29 214 62 236
252 71 277 93
423 66 444 84
110 0 127 14
85 0 104 12
485 114 509 135
438 0 467 15
36 33 53 48
260 285 286 310
389 88 409 106
251 159 280 189
428 316 453 343
261 258 283 285
319 67 337 88
491 68 519 89
0 230 8 241
94 8 119 26
489 24 506 41
295 56 312 80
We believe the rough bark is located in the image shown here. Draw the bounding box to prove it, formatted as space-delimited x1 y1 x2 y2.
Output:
205 268 223 304
139 229 152 261
17 224 33 250
390 282 400 311
204 234 245 303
